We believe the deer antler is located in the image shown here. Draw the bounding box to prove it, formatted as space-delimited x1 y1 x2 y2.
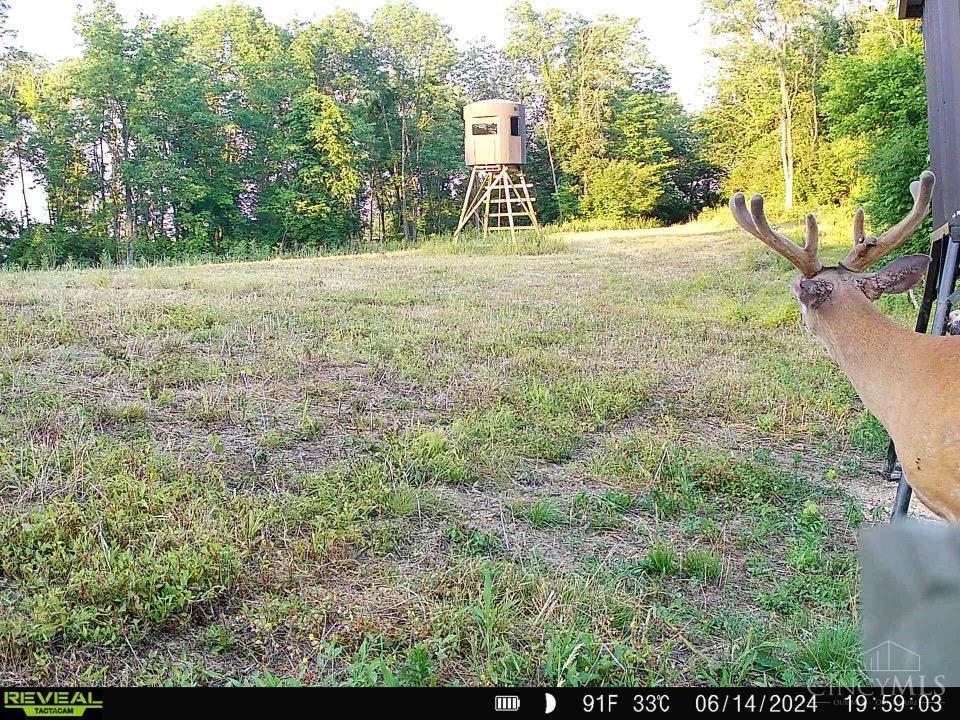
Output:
730 192 822 278
842 171 936 272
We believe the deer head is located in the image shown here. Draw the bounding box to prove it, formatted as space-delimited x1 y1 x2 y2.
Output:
730 172 936 329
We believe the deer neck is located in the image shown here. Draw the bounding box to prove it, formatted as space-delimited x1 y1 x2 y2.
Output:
808 294 916 428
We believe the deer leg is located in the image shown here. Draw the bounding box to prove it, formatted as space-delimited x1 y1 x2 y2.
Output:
883 441 901 482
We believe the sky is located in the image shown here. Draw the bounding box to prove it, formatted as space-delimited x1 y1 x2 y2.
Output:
6 0 716 110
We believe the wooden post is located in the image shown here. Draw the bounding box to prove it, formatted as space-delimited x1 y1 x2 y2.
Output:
516 169 540 232
483 172 494 236
900 0 960 226
502 168 517 240
454 167 478 238
455 168 493 237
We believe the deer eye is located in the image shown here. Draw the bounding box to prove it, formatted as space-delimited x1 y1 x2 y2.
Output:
795 278 834 309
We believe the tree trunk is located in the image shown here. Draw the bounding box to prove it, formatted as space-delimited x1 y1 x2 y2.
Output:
96 138 108 221
17 143 30 225
539 53 562 219
395 185 404 239
777 62 794 210
121 120 135 266
543 120 561 218
379 192 386 242
810 34 820 155
399 114 413 245
409 136 421 245
124 184 135 265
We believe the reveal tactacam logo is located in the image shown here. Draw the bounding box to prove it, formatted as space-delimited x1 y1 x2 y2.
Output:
3 692 102 717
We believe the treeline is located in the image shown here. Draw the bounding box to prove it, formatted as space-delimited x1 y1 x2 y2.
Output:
0 0 717 267
0 1 931 268
703 0 927 234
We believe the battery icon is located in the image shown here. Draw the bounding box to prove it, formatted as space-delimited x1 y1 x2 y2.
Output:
495 696 520 711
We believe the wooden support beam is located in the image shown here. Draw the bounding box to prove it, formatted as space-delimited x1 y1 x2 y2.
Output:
516 169 540 232
502 169 517 239
453 166 478 237
453 164 541 239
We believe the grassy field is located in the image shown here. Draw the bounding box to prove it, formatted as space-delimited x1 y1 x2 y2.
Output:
0 221 918 686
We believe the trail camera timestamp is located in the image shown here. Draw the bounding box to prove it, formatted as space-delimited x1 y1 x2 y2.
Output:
579 691 946 715
845 692 943 713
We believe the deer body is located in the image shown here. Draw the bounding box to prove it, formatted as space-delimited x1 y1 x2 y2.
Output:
730 171 960 522
806 282 960 521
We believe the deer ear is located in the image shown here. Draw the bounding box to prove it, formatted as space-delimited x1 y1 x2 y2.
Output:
859 254 931 300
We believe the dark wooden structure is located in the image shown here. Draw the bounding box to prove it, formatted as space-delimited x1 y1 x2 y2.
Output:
887 1 960 517
898 0 960 228
898 0 925 19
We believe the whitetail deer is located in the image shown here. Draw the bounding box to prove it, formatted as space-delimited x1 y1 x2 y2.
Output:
730 172 960 522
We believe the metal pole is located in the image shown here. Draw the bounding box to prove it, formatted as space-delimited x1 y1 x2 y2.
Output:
891 475 914 519
930 224 960 336
915 234 946 334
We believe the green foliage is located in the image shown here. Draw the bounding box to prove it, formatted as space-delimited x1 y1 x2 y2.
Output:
849 411 888 457
262 88 363 249
581 160 663 221
385 429 474 486
788 622 865 686
505 1 717 225
703 0 930 253
642 542 679 576
515 498 566 529
0 440 247 648
420 230 568 256
703 0 839 209
0 0 466 265
682 548 725 582
821 10 929 253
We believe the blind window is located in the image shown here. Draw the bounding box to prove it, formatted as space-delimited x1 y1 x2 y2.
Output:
471 122 497 136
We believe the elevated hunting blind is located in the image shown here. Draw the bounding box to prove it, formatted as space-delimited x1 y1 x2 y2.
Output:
455 99 539 239
463 99 527 166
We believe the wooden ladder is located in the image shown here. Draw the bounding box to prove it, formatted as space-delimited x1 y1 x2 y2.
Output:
454 164 540 240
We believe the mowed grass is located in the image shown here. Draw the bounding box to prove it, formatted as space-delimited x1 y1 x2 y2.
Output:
0 221 908 685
